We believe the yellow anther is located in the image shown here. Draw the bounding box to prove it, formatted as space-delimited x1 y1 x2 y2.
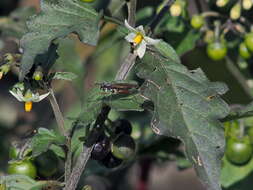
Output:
25 101 33 112
133 33 143 45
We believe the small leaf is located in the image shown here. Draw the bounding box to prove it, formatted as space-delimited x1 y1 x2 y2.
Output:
19 0 100 79
175 29 201 55
31 128 65 156
221 156 253 188
52 72 78 81
154 40 181 64
0 175 38 190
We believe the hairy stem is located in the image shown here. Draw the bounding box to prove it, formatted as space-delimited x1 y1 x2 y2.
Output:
127 0 137 27
64 144 94 190
48 88 72 183
48 88 67 137
225 56 252 98
115 53 137 80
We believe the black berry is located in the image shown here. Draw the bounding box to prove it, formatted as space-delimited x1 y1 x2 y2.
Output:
114 119 132 135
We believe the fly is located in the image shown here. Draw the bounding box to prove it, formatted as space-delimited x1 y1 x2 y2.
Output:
97 82 139 95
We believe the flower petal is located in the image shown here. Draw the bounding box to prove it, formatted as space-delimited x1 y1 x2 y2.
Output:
124 20 136 32
9 90 23 102
125 32 136 43
136 41 147 58
144 36 160 45
136 25 145 34
36 92 50 102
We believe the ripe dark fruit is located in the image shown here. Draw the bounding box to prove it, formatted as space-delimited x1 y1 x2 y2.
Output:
112 134 136 160
239 42 251 59
226 138 253 165
191 15 204 29
100 152 122 168
206 42 227 61
91 136 111 161
8 160 37 179
34 150 58 178
114 119 132 135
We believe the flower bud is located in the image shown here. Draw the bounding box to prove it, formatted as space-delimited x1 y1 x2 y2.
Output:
230 3 241 20
33 71 43 81
242 0 253 10
170 3 182 17
216 0 229 7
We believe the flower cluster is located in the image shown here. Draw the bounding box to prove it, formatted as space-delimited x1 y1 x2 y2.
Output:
9 83 50 112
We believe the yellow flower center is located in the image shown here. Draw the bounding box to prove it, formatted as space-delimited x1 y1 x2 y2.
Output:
133 33 144 45
25 101 33 112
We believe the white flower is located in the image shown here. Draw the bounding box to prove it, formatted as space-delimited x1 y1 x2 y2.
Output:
9 82 50 112
124 20 160 58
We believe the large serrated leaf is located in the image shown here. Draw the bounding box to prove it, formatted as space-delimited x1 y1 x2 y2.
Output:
19 0 100 80
136 47 229 190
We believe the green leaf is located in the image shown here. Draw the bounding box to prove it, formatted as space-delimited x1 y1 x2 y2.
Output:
154 40 181 64
221 156 253 188
136 49 229 190
0 175 38 190
52 72 78 81
19 0 100 80
31 128 65 157
175 29 201 55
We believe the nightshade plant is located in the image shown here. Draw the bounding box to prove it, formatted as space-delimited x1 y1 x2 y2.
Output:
2 0 253 190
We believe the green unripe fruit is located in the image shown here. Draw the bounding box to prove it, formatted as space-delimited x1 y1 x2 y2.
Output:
226 137 253 165
111 135 136 160
245 33 253 52
206 42 227 61
239 42 251 59
8 160 37 179
190 15 204 29
80 0 95 2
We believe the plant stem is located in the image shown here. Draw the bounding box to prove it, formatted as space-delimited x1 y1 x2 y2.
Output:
48 88 68 137
148 0 175 33
64 106 111 190
225 57 253 98
127 0 137 27
115 53 137 80
64 144 94 190
47 87 72 183
103 15 123 26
